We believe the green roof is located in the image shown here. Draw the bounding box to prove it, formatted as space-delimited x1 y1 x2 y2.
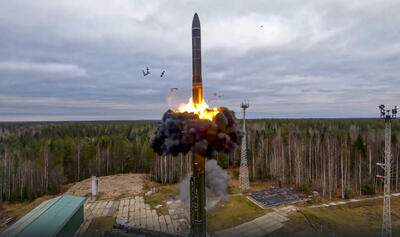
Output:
0 194 85 237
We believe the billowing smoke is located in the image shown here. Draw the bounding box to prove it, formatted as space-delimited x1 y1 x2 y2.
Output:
150 107 243 157
205 159 230 197
179 159 230 210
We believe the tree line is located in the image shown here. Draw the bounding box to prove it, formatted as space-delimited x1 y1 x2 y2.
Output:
0 121 155 201
1 118 399 202
244 119 400 199
152 118 400 200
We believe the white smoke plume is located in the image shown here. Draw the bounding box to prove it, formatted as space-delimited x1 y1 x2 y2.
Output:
166 94 184 110
179 159 230 210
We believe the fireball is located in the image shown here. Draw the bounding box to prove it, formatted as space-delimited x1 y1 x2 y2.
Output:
176 97 219 121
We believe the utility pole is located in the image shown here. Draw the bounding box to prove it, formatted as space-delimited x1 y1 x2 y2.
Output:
377 104 397 237
239 100 250 191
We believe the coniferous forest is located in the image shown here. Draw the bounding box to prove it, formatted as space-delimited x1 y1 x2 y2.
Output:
0 119 399 202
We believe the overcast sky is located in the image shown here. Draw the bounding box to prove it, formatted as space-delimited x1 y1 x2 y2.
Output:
1 0 399 121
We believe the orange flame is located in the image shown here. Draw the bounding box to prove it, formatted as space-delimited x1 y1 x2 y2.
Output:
175 97 219 120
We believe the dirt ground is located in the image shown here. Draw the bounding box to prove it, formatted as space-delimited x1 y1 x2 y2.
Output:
0 173 149 232
66 173 148 199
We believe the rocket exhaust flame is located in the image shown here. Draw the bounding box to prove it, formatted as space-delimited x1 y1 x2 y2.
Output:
175 97 219 121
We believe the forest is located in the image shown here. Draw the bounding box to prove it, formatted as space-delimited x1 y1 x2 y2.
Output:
0 118 399 202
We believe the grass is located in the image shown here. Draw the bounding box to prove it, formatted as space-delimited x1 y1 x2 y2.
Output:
226 168 276 195
207 195 270 232
83 216 115 237
144 184 179 216
297 196 400 237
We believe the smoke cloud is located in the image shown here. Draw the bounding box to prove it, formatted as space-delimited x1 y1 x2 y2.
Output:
150 107 243 157
179 159 230 210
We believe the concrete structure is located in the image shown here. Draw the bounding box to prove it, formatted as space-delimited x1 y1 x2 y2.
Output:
308 192 400 209
0 195 85 237
91 176 98 196
214 205 293 237
248 187 306 208
75 197 189 236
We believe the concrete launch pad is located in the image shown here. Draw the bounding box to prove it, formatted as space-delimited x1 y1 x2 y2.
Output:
248 187 306 208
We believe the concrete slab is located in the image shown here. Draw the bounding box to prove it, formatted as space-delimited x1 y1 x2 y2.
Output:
146 216 154 230
159 216 167 233
164 215 174 234
269 212 289 222
107 201 119 216
139 216 146 228
244 227 266 237
264 222 283 233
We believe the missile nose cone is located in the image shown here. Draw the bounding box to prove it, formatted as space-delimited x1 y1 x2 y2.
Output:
192 13 200 28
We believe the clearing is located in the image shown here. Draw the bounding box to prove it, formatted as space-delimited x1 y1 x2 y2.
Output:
271 196 400 237
66 173 147 199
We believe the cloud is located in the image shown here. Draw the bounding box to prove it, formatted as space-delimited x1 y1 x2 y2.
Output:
0 0 399 121
0 61 87 77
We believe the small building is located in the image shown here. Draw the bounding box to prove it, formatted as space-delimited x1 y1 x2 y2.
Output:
0 194 85 237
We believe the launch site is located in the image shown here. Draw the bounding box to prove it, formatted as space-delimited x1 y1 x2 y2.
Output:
1 1 400 237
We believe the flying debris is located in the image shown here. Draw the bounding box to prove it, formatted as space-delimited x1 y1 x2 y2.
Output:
213 92 223 98
161 70 165 78
142 67 150 77
379 104 386 118
206 92 223 104
170 88 178 92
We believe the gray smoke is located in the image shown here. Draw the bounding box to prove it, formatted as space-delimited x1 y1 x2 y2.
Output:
179 159 230 210
150 107 243 157
205 159 230 197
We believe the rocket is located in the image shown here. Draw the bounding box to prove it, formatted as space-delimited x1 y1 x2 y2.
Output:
191 14 207 237
192 13 203 105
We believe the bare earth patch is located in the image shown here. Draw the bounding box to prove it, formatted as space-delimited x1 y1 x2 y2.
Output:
66 173 148 199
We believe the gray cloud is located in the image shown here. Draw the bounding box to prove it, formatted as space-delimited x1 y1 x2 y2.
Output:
0 0 399 121
0 61 87 77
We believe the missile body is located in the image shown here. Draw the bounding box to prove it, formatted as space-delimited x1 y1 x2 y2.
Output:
192 13 202 105
190 13 207 237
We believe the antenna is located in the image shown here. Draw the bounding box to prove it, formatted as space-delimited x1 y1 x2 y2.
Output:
238 99 250 190
377 105 397 237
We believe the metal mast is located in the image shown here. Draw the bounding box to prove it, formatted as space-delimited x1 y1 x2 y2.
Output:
239 100 250 190
377 104 397 237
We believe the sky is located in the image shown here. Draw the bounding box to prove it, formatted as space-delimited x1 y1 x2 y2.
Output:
1 0 400 121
